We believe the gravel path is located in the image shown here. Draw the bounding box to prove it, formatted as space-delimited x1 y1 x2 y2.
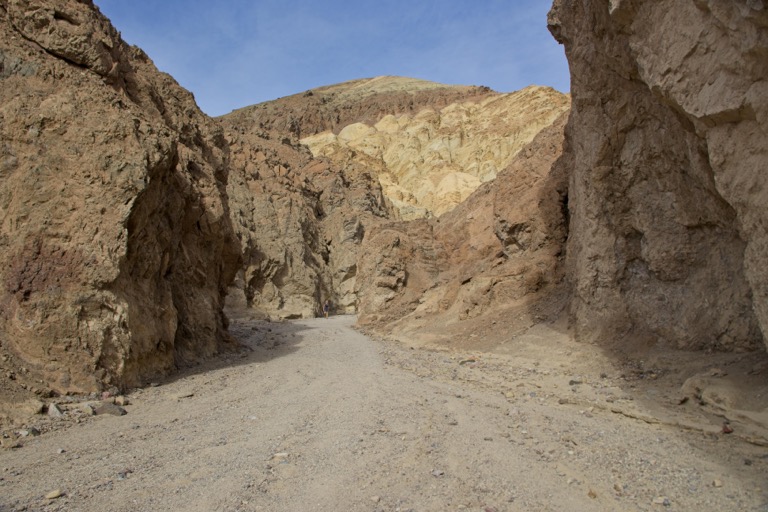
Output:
1 315 766 511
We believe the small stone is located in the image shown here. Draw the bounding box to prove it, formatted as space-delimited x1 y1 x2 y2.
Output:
652 496 671 506
588 489 597 499
93 403 127 416
371 496 381 503
431 469 445 477
713 479 723 488
45 489 64 500
57 448 66 454
47 403 64 418
114 396 129 406
569 379 583 386
271 452 289 461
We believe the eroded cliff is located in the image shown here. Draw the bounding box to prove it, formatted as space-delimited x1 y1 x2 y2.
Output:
0 0 241 397
301 83 569 218
549 0 767 352
355 113 570 340
219 77 567 320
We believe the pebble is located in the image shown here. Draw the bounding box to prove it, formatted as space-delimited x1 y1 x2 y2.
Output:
713 479 723 488
271 452 289 461
431 469 445 477
652 496 671 506
45 489 64 500
371 496 381 503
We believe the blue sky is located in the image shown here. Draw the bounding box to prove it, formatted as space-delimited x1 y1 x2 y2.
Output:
94 1 570 117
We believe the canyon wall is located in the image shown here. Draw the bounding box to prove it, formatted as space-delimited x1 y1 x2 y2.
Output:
0 0 241 394
220 77 568 319
221 124 392 319
355 113 570 338
549 0 767 351
301 84 569 218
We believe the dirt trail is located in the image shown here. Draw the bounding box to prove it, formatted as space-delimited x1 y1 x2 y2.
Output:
1 315 767 511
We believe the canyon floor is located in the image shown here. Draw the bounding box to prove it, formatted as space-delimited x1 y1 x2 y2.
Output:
1 314 767 512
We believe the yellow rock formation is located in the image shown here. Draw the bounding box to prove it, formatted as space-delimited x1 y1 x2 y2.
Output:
302 85 569 218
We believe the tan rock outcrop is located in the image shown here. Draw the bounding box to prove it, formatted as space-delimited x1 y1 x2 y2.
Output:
220 119 392 320
302 83 570 218
548 0 767 351
0 0 241 394
356 113 570 336
219 77 568 319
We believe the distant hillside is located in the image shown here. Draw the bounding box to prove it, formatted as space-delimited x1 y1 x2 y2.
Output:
222 76 569 219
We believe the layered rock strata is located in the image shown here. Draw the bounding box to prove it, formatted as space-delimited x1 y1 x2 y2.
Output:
0 0 240 393
301 84 570 218
355 113 570 335
219 77 567 319
548 0 767 351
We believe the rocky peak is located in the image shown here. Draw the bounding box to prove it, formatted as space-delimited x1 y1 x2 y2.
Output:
301 85 569 218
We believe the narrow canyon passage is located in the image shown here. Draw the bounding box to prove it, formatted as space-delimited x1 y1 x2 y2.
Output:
1 316 765 511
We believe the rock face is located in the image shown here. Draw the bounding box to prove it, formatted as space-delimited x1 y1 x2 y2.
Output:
219 77 567 319
548 0 767 351
302 84 570 218
220 124 391 319
355 113 570 337
228 76 496 140
0 0 241 393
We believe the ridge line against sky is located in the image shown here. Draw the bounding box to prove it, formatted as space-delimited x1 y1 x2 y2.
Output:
94 0 570 117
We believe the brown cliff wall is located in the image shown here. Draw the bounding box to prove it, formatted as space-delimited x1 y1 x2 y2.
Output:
221 119 392 320
0 0 241 393
356 113 570 337
549 0 767 351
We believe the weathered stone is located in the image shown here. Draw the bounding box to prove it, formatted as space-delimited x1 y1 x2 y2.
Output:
0 0 241 394
220 77 567 321
47 403 64 418
300 80 570 218
92 402 126 416
356 113 570 334
549 0 767 352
